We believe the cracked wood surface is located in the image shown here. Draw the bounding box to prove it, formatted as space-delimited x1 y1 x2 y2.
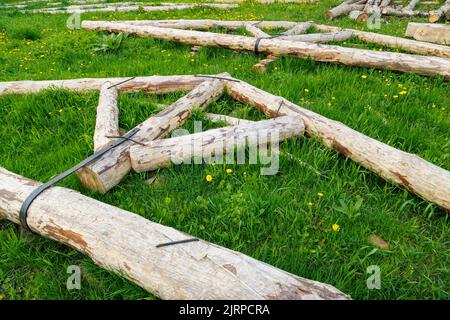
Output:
0 167 350 300
81 21 450 79
94 82 120 152
0 75 211 95
130 116 305 172
225 79 450 210
405 22 450 45
77 76 226 193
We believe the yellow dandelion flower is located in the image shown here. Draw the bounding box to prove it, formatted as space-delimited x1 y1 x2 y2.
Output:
308 202 313 207
393 95 398 99
226 168 232 174
361 75 367 79
332 223 340 232
317 192 324 197
399 91 407 95
206 175 213 182
304 88 309 93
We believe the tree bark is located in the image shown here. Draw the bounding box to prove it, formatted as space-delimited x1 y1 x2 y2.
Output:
278 31 354 43
77 77 226 193
428 0 450 22
315 23 450 58
405 22 450 44
130 116 304 172
282 21 313 35
0 167 350 300
0 75 210 96
94 82 120 152
81 21 450 79
382 6 430 16
225 78 450 211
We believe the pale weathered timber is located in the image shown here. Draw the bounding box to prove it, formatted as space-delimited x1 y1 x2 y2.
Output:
81 21 450 79
245 23 270 38
0 167 350 300
405 22 450 44
225 78 450 210
94 82 120 152
214 0 318 2
0 75 210 95
28 3 237 14
205 113 254 126
281 21 313 35
252 54 278 73
381 6 430 16
278 31 354 42
403 0 419 11
326 0 366 19
130 116 304 172
77 77 226 193
315 23 450 58
349 10 364 19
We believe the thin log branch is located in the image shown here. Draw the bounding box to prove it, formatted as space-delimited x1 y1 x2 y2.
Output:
94 82 120 152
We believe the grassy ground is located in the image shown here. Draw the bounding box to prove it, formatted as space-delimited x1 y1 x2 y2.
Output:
0 0 449 300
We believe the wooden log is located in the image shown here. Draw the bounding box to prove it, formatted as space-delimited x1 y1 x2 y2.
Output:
0 167 350 300
77 77 226 193
94 82 120 152
282 21 313 35
326 0 366 19
315 23 450 58
357 0 381 21
28 3 237 14
189 45 201 57
405 22 450 44
0 75 210 96
130 116 304 172
403 0 419 11
244 23 270 38
381 6 430 16
428 0 450 22
205 113 253 126
225 78 450 210
349 10 364 19
252 54 278 73
81 21 450 79
278 31 354 43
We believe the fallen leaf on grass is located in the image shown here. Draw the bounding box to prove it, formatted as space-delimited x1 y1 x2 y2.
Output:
368 234 390 249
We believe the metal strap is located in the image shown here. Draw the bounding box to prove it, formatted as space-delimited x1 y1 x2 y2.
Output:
19 127 141 232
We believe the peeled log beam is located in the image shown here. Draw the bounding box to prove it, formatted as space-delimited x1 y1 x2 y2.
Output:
94 82 120 152
244 23 270 38
404 0 420 11
0 75 210 95
382 6 430 16
315 23 450 58
431 1 450 22
326 0 365 19
130 116 304 172
252 54 278 73
81 21 450 79
405 22 450 44
205 113 253 125
225 79 450 210
77 77 225 193
278 31 354 43
0 167 350 300
282 21 313 35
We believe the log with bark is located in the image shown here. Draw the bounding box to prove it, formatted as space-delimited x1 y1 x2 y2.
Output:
130 116 304 172
244 23 270 38
428 0 450 22
0 167 350 300
94 82 120 152
205 113 253 126
76 76 226 193
381 6 430 16
81 20 450 79
282 21 313 35
405 22 450 44
277 31 354 42
252 54 278 73
0 75 210 95
225 78 450 211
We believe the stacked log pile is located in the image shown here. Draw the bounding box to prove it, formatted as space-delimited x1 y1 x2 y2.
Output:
326 0 450 22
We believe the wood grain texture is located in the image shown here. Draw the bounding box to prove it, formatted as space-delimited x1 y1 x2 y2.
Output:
225 79 450 210
81 21 450 79
405 22 450 44
94 82 120 152
77 76 226 193
0 167 349 300
130 116 305 172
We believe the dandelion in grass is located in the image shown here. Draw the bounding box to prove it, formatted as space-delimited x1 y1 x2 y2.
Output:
361 75 367 79
393 95 398 99
317 192 324 198
399 91 407 95
308 202 313 207
332 223 340 232
226 168 233 174
206 174 213 182
304 88 309 93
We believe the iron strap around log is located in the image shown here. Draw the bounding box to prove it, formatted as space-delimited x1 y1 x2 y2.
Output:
19 127 141 232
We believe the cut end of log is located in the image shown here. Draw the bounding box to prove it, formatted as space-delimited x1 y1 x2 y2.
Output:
76 167 108 194
428 13 441 23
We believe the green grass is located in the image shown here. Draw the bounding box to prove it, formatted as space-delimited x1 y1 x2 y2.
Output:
0 0 449 300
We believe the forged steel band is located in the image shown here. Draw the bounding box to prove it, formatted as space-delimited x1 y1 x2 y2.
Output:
19 127 141 232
